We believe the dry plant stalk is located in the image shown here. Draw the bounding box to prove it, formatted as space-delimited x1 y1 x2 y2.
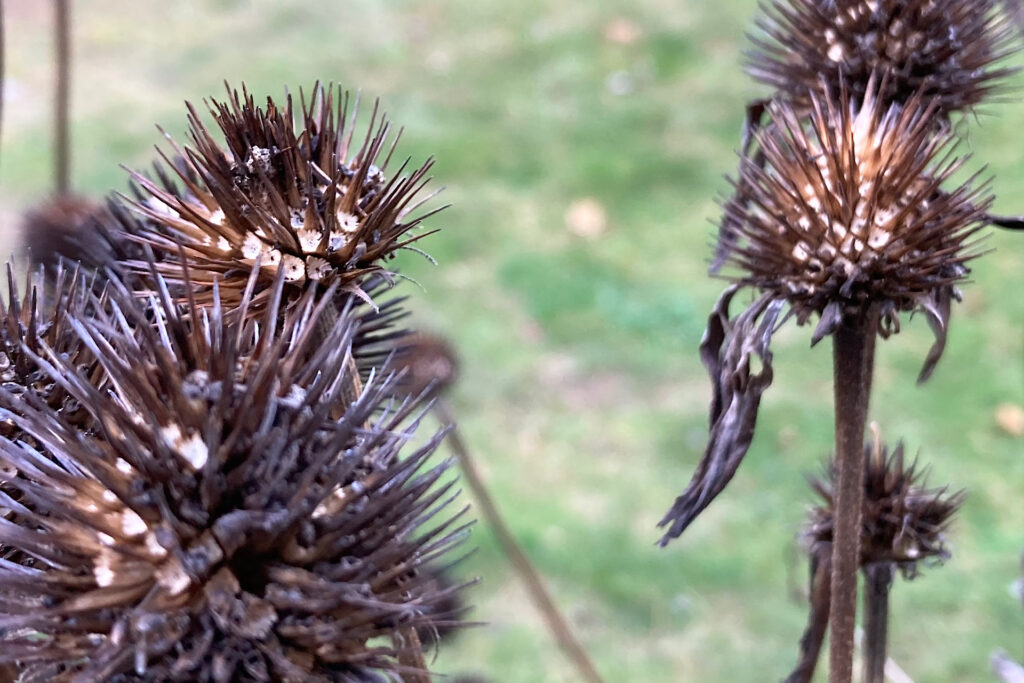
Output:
54 0 70 194
661 2 1019 680
395 334 605 683
789 432 963 682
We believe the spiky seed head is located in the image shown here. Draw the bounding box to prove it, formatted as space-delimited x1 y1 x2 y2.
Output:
806 435 964 576
391 332 459 399
722 83 989 328
20 197 121 270
0 270 470 681
748 0 1020 113
0 261 96 442
114 83 442 318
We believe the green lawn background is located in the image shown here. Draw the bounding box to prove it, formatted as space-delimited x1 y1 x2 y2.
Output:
0 1 1021 681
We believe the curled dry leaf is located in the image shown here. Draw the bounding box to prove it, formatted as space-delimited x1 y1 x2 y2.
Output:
658 285 784 545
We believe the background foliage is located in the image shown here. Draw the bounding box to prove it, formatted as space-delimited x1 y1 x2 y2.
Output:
0 1 1021 680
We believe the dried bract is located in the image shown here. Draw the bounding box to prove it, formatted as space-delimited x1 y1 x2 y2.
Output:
0 261 96 442
0 271 469 681
748 0 1020 113
116 83 442 318
657 286 783 544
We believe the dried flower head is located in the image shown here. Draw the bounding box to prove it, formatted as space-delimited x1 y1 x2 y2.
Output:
748 0 1020 113
115 83 442 317
724 84 988 338
660 84 988 545
806 435 964 575
0 261 95 442
0 270 470 681
391 332 459 400
20 197 119 270
784 431 962 681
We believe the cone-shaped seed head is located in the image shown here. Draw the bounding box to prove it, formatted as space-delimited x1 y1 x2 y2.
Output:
806 437 964 575
0 271 470 681
115 83 442 318
723 83 989 325
748 0 1020 113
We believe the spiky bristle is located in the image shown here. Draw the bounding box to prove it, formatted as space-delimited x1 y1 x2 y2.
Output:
806 437 964 574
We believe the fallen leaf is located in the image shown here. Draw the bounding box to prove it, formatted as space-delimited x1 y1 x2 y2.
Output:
603 17 642 45
564 198 608 238
995 403 1024 437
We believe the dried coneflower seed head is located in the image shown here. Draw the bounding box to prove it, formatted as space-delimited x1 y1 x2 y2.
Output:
724 84 989 336
19 196 120 270
0 261 95 442
806 436 964 576
748 0 1020 113
116 82 442 317
391 332 459 399
0 270 470 681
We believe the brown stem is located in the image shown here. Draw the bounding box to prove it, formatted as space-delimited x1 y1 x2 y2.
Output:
314 304 430 679
862 563 894 683
314 303 363 411
828 308 877 683
54 0 70 194
396 626 431 683
785 543 832 683
0 0 5 169
434 399 605 683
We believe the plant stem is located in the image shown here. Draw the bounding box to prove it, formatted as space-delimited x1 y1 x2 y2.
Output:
828 308 877 683
434 399 605 683
314 304 430 681
396 626 431 683
54 0 70 194
1 0 6 171
862 563 894 683
784 544 832 683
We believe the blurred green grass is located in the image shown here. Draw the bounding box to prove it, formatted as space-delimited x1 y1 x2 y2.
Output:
1 1 1021 680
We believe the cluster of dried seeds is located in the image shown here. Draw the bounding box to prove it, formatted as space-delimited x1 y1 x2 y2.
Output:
0 84 466 682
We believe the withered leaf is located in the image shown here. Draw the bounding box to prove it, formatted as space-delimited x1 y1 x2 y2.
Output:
915 284 957 384
658 286 784 545
710 98 769 275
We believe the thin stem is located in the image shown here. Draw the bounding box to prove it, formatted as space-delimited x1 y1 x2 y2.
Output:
784 544 832 683
828 308 877 683
434 399 605 683
862 563 894 683
313 305 430 681
314 304 363 410
396 626 431 683
0 0 5 170
54 0 70 194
